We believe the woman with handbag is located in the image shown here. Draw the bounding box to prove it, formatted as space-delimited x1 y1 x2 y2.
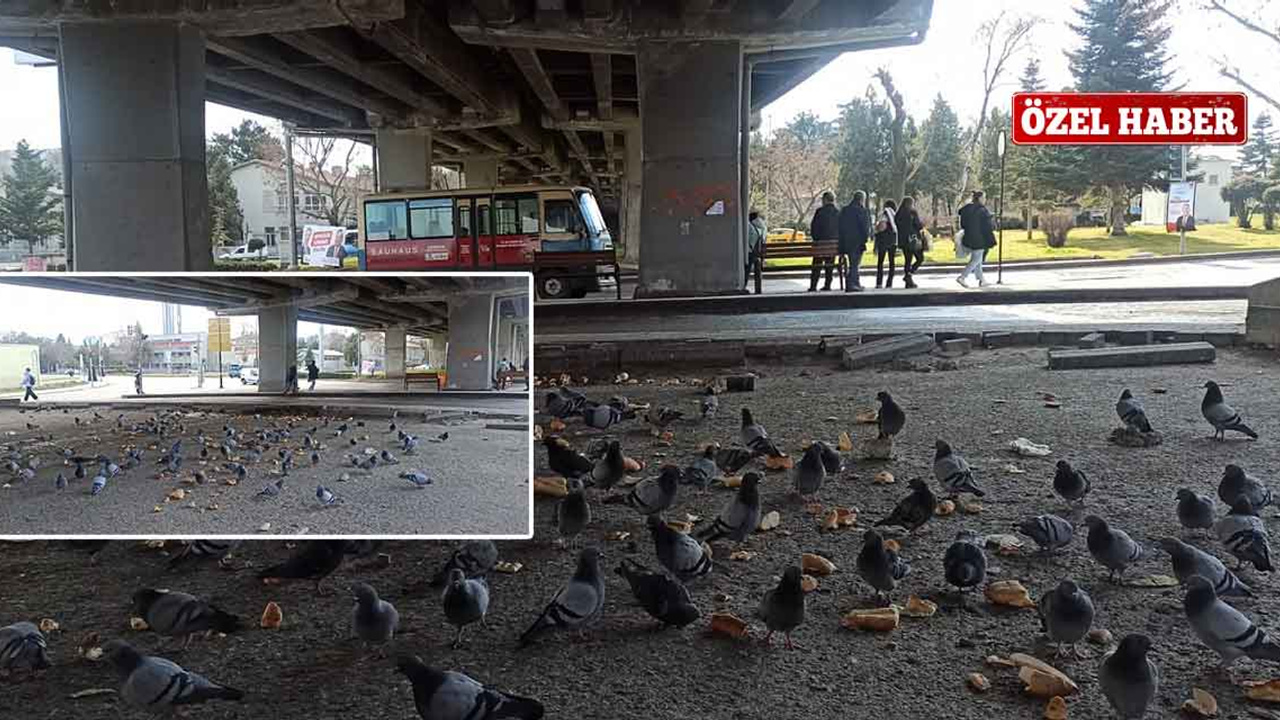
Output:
894 196 926 289
874 199 899 288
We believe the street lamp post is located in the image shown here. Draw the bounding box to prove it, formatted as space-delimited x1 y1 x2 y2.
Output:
997 130 1007 285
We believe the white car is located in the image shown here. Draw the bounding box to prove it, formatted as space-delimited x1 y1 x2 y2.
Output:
240 367 260 385
218 244 267 261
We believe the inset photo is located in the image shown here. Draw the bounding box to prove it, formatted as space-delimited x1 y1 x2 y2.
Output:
0 273 532 538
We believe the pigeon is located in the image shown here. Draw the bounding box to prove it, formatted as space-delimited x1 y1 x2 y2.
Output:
351 582 399 645
401 471 433 488
582 403 623 430
814 440 842 475
403 435 419 454
316 485 341 506
54 473 66 490
1202 380 1258 440
90 474 107 495
1016 514 1075 552
680 444 721 489
741 408 782 457
1115 389 1153 433
256 478 285 498
857 529 910 604
519 548 605 646
257 540 346 594
554 478 590 546
430 540 499 587
543 436 593 479
0 622 50 671
396 655 544 720
1184 574 1280 669
103 640 243 710
310 451 321 466
759 566 806 649
1216 497 1274 572
650 515 713 583
1176 489 1216 532
875 477 936 533
434 432 449 443
1038 580 1095 658
792 443 826 496
714 446 754 475
696 471 761 544
379 449 399 464
942 530 987 600
167 540 239 570
132 589 241 648
73 460 86 479
1158 537 1252 597
545 387 586 419
1084 515 1145 583
603 465 679 516
700 387 719 420
356 454 378 471
933 440 984 498
441 569 490 647
1219 464 1272 511
615 559 700 628
1053 460 1091 504
589 440 626 490
644 406 683 435
1099 634 1159 719
876 390 906 438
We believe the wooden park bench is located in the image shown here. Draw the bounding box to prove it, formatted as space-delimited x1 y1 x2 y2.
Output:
753 241 846 294
496 369 529 390
532 250 622 300
404 370 444 392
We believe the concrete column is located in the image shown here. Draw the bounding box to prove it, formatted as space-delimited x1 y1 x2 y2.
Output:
620 129 643 266
1247 277 1280 348
258 306 298 393
635 39 744 297
384 326 407 379
59 22 211 270
376 129 433 191
445 294 495 390
463 158 499 188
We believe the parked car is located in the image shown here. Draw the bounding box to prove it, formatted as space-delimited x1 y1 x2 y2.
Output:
240 367 259 385
227 363 241 379
218 244 267 261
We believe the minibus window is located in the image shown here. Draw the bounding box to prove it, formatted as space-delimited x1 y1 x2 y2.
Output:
409 198 455 239
364 200 407 241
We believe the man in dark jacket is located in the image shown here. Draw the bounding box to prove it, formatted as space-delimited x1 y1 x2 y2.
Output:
957 191 997 288
306 359 320 391
838 191 870 292
808 191 840 292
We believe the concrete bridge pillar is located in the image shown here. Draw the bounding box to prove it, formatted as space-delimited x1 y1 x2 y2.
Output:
635 39 745 297
384 326 407 379
445 294 495 390
620 129 643 266
257 306 298 393
376 129 433 191
463 158 499 188
1247 277 1280 348
59 22 212 270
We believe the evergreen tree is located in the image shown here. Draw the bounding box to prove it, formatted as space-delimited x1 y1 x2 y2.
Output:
1241 112 1275 177
206 143 244 245
209 120 284 166
1018 57 1045 93
833 90 894 206
1066 0 1173 235
975 108 1010 201
0 139 62 253
915 94 964 217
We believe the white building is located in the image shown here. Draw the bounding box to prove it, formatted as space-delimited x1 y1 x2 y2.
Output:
228 160 372 250
1140 155 1234 226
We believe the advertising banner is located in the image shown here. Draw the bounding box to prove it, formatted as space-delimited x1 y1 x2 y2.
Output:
1012 92 1247 145
1166 182 1197 233
302 225 345 267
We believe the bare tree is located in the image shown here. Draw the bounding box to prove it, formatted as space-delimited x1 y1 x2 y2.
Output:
1205 0 1280 112
875 68 932 203
758 113 838 236
289 137 370 227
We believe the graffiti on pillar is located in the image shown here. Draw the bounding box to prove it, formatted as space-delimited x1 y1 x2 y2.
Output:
658 183 737 217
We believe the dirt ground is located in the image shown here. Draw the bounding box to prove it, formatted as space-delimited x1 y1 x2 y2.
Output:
0 407 529 536
2 346 1280 719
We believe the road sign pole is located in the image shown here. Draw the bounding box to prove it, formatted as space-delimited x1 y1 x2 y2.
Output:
1180 145 1188 256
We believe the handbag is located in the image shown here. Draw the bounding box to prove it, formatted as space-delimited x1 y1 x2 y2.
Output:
954 229 970 259
920 229 932 251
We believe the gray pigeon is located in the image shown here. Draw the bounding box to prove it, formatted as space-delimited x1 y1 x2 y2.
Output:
1099 634 1159 719
1158 537 1252 598
351 582 399 645
1202 380 1258 440
1053 460 1091 504
1215 498 1274 572
604 465 679 516
1037 580 1095 658
1219 464 1272 511
104 639 243 709
680 445 721 489
876 390 906 438
132 588 241 648
1176 489 1216 532
519 548 605 647
396 655 543 720
589 440 627 490
1184 574 1280 669
934 440 984 498
615 559 700 628
856 529 910 604
696 471 761 544
649 515 713 583
741 408 782 457
759 566 805 649
1084 515 1144 583
582 403 623 430
441 569 490 647
700 387 719 420
1116 389 1153 433
554 478 590 546
814 440 842 475
0 621 50 671
792 443 826 496
430 540 499 587
1016 514 1074 552
942 530 987 601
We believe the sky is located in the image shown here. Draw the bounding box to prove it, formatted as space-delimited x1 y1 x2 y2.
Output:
0 0 1275 158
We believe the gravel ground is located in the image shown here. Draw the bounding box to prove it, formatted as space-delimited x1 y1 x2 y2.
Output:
1 346 1279 719
0 407 529 536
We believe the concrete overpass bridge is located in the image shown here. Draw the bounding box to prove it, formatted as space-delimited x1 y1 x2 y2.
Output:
0 0 932 293
0 274 528 391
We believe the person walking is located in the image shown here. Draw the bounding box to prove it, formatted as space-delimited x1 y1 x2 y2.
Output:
874 199 899 288
838 191 871 292
133 368 144 396
957 191 997 288
306 359 320 391
285 364 300 394
20 367 38 402
808 192 840 292
745 210 766 289
895 196 926 289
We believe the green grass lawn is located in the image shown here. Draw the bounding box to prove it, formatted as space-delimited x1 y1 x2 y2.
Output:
764 223 1280 268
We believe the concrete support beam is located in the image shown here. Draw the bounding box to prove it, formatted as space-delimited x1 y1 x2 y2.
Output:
258 305 298 393
445 294 496 390
1246 277 1280 348
376 129 433 191
463 158 500 188
0 0 406 35
620 128 642 266
385 327 407 380
1047 342 1217 370
635 40 743 297
841 333 934 370
590 53 613 120
60 22 212 271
